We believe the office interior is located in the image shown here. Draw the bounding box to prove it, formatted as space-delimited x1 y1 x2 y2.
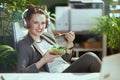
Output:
0 0 120 79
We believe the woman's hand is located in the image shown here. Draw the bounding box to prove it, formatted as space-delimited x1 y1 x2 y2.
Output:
42 50 60 63
35 50 60 69
64 31 75 43
64 31 75 47
64 31 75 54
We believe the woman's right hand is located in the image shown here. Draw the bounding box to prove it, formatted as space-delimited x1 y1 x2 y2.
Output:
42 50 60 63
35 50 60 69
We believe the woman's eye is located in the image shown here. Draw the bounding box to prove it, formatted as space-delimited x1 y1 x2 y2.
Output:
41 22 46 25
34 22 38 24
33 21 46 25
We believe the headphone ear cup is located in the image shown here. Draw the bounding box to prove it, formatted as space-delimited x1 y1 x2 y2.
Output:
46 18 51 28
46 20 48 28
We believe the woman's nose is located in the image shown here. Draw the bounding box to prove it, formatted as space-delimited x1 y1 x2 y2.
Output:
38 23 42 28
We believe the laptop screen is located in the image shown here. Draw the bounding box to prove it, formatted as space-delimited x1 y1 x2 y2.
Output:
100 53 120 80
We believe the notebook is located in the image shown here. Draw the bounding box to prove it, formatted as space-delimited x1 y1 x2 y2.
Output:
100 53 120 80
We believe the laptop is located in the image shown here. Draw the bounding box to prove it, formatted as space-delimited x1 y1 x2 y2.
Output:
100 53 120 80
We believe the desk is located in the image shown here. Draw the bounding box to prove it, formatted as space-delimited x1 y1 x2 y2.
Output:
0 73 100 80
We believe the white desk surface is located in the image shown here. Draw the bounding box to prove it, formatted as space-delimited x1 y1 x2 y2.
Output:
0 73 100 80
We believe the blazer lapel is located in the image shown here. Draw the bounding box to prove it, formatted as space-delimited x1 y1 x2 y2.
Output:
32 42 45 56
41 35 57 46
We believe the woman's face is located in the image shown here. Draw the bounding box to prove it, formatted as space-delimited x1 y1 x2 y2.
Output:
28 13 46 37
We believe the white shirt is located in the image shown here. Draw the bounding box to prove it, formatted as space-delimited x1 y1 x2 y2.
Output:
36 39 70 73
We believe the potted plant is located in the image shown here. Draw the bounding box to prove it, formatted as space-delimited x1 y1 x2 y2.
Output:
0 45 17 72
92 15 120 55
0 1 39 72
0 3 12 45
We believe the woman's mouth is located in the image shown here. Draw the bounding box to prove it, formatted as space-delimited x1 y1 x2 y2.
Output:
36 29 43 33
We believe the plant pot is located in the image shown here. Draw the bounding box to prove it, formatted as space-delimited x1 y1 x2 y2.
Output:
81 41 102 49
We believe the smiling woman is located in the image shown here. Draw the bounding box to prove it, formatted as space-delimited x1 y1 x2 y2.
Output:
17 4 101 73
17 4 74 73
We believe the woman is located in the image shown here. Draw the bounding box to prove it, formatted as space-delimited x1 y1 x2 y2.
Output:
17 4 101 73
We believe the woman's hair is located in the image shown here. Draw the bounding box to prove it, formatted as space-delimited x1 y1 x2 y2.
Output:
26 4 47 21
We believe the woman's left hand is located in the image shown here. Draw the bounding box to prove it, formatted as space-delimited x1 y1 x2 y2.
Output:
64 31 75 54
64 31 75 43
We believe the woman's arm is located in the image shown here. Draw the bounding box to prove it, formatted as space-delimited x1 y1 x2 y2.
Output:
35 50 60 69
65 31 75 54
62 31 75 62
17 42 40 73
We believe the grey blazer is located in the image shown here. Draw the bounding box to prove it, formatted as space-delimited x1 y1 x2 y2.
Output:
17 32 72 73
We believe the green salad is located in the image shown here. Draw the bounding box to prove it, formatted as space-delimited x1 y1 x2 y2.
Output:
50 46 67 55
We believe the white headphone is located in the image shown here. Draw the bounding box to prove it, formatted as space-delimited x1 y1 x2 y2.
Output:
44 9 51 25
21 9 51 28
21 9 28 27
